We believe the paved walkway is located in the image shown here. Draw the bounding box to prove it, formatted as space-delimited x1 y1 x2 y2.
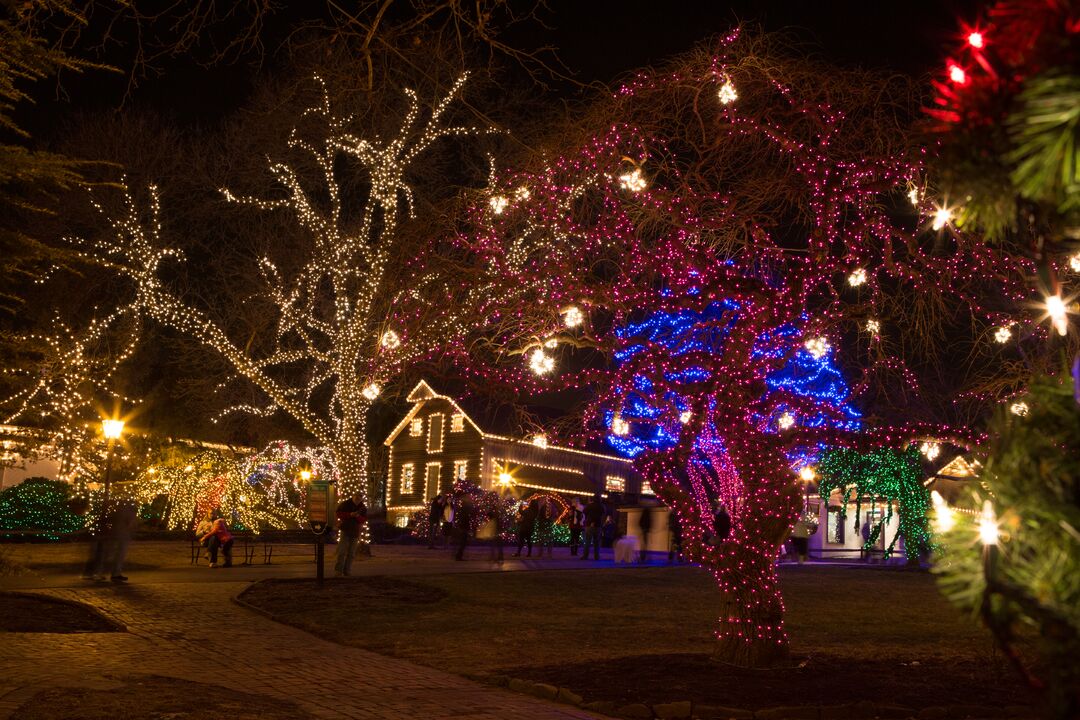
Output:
0 577 601 719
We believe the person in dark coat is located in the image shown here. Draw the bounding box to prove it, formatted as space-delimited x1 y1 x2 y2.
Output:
427 494 444 549
638 503 653 563
453 492 474 561
513 499 539 557
567 499 584 556
582 494 606 560
334 493 366 576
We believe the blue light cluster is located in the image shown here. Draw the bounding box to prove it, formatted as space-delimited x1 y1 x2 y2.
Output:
604 303 860 462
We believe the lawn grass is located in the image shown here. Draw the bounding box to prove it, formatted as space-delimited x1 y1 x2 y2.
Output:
241 564 1037 710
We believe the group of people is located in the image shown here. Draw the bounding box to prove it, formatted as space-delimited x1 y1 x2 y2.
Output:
425 491 476 561
426 491 633 562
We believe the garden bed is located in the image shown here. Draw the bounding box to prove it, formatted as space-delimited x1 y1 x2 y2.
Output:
0 592 122 633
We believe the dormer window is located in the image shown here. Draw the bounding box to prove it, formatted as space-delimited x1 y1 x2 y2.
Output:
450 413 465 432
410 418 423 436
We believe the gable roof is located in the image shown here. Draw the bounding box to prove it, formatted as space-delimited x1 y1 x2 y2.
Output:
383 380 630 464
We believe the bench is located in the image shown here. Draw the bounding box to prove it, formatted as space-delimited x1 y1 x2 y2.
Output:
189 532 255 566
255 529 324 565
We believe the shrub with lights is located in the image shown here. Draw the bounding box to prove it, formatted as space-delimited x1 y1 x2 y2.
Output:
0 477 85 538
409 479 518 542
445 30 1052 667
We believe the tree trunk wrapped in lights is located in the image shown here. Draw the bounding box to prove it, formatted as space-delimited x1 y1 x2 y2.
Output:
447 30 1052 667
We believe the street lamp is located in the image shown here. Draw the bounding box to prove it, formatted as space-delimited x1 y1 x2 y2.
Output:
98 417 125 539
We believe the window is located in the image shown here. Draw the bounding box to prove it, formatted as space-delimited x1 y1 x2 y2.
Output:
827 506 844 544
394 515 409 529
400 464 415 494
427 413 444 453
605 476 625 493
410 418 423 437
450 414 465 432
641 480 654 495
425 462 442 500
453 460 468 483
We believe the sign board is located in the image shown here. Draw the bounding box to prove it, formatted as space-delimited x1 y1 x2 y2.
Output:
307 480 331 535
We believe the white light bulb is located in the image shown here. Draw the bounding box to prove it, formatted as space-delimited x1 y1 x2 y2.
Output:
848 268 867 287
1010 401 1029 417
717 79 738 105
679 410 692 424
1045 294 1068 336
994 326 1011 343
920 442 941 461
380 330 400 349
532 434 548 448
978 500 999 545
362 383 380 400
799 466 815 482
1069 253 1080 272
804 336 830 359
777 412 795 431
907 187 920 207
529 349 555 375
612 416 630 436
931 491 955 533
618 168 647 193
489 195 509 215
932 206 952 231
563 305 584 328
866 319 881 334
514 186 530 201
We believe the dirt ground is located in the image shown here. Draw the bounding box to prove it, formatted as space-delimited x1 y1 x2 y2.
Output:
0 592 121 633
240 565 1039 711
15 675 310 720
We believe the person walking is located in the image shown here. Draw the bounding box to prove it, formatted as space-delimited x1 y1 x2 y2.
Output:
105 497 139 582
513 499 538 557
427 494 444 549
668 510 682 563
199 513 234 568
860 517 873 563
454 492 475 561
334 492 366 576
637 502 653 563
440 494 455 548
790 516 813 564
582 494 606 561
487 506 506 563
567 499 584 556
536 499 555 558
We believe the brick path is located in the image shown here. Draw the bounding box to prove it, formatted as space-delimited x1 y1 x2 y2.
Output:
0 580 600 719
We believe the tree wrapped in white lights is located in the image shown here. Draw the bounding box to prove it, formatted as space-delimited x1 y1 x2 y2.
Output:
64 75 495 503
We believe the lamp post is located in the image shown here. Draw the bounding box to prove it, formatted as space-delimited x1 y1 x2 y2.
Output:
100 419 125 523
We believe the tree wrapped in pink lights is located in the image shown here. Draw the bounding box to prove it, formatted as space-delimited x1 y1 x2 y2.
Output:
445 31 1053 667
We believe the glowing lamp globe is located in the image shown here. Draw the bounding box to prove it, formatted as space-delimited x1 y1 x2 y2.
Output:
101 419 125 440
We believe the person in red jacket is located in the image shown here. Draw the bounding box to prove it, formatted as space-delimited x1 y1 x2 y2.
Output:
199 513 234 568
334 492 367 576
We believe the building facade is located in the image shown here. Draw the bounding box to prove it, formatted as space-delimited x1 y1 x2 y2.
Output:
384 381 641 527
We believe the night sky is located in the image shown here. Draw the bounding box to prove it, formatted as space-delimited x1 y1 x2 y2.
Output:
31 0 986 135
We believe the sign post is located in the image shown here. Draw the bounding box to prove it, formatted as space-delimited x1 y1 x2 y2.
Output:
306 480 331 585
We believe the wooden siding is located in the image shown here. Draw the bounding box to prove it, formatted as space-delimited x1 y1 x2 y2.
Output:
386 398 483 508
481 437 637 497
